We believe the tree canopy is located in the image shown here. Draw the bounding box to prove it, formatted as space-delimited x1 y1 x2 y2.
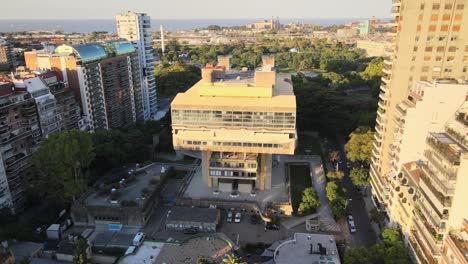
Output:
327 171 345 181
345 127 374 165
343 228 411 264
326 181 347 218
298 187 320 215
32 130 95 202
349 167 370 186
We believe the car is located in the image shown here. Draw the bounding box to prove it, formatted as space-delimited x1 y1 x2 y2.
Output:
250 214 261 224
227 211 233 223
265 223 280 230
183 228 198 235
347 215 354 222
349 223 357 233
235 212 241 223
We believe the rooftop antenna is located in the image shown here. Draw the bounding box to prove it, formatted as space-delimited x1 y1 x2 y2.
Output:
160 25 165 55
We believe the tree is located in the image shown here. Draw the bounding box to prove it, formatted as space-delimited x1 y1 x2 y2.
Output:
345 127 374 165
326 171 345 180
329 150 340 163
73 238 91 264
344 247 373 264
344 228 410 264
326 182 347 218
370 208 386 228
222 254 246 264
32 131 95 202
349 168 370 186
197 258 214 264
298 187 320 215
19 257 31 264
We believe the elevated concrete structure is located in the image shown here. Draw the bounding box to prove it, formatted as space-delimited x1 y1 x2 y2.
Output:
171 56 296 193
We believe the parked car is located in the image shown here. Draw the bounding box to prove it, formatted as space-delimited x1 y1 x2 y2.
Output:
227 211 233 223
235 212 242 223
266 223 280 230
183 228 198 235
347 214 356 233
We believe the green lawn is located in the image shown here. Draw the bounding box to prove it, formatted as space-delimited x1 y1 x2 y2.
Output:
289 164 312 215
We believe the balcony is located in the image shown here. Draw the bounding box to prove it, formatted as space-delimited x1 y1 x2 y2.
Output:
380 84 389 93
414 206 445 244
383 65 392 75
378 99 387 110
448 232 468 263
379 92 389 101
413 212 443 257
455 112 467 127
410 232 438 264
426 133 463 166
391 0 401 6
423 150 458 181
391 6 401 16
381 75 391 84
375 124 384 135
419 172 453 207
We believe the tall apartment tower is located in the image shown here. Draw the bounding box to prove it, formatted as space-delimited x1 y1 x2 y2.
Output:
0 39 17 71
0 82 41 213
370 0 468 210
116 11 157 120
171 57 296 193
52 41 141 131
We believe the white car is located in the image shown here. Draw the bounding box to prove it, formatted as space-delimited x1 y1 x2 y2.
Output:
347 215 356 233
235 212 241 223
227 211 233 223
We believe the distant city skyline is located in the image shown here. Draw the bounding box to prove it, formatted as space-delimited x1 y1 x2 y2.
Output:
1 0 389 20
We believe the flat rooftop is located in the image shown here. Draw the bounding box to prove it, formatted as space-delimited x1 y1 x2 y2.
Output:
166 206 219 223
171 72 296 112
84 164 164 207
274 233 341 264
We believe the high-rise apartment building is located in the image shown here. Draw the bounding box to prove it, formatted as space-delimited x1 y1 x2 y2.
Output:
370 1 468 262
370 0 468 210
396 102 467 264
171 56 296 193
0 40 17 71
116 11 157 120
0 82 41 213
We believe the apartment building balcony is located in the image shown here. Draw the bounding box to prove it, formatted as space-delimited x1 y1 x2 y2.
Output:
380 84 389 94
391 0 401 6
413 212 443 257
381 75 391 84
390 6 401 17
417 199 446 234
375 124 384 136
426 134 463 166
410 231 439 264
379 92 389 102
423 150 458 182
447 232 468 264
419 172 453 212
378 99 387 110
377 107 386 119
382 65 393 75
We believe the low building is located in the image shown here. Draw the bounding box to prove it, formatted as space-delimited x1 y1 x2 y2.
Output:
356 40 389 57
165 207 220 232
273 233 341 264
71 164 172 228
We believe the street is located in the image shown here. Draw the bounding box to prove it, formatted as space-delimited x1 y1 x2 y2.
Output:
335 134 377 248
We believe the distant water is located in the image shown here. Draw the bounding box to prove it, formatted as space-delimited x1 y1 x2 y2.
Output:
0 18 371 33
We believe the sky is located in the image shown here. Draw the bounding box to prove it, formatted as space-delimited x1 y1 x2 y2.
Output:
1 0 389 20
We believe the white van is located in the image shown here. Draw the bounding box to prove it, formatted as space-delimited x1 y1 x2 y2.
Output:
133 232 146 246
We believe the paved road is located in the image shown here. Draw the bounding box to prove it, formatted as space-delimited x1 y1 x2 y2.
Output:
335 134 377 248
